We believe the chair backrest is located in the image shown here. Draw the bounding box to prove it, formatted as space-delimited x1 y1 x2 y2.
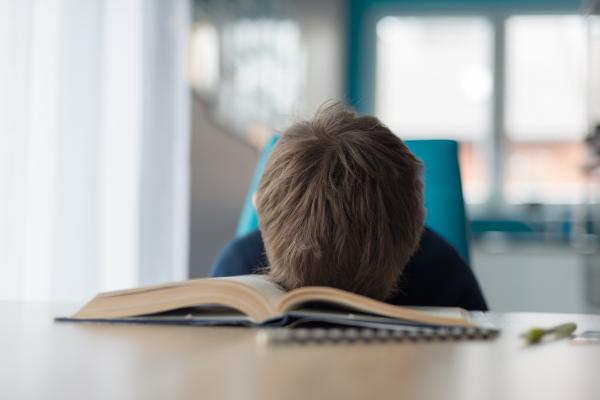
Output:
236 135 280 239
405 140 470 263
236 136 470 263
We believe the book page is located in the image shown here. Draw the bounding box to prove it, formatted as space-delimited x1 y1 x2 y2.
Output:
72 274 288 323
215 275 288 309
398 307 469 321
278 286 473 327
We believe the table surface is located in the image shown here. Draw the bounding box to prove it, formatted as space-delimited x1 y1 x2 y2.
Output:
2 302 600 400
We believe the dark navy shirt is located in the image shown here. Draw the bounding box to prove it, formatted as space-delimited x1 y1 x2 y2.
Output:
210 228 488 311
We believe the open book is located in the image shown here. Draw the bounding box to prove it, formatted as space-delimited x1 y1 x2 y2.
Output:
60 275 481 329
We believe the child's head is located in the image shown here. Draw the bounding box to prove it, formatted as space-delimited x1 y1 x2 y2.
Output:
256 103 425 300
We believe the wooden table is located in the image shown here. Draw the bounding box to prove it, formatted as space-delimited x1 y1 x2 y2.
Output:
1 303 599 400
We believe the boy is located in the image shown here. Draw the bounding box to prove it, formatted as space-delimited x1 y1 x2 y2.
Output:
211 103 487 310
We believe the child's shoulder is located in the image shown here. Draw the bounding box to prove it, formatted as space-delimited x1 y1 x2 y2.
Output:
210 229 266 277
417 228 465 264
399 228 488 311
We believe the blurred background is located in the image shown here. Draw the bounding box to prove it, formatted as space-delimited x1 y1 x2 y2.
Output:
1 0 600 314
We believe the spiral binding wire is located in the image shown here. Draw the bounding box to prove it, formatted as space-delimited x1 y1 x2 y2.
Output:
263 326 499 345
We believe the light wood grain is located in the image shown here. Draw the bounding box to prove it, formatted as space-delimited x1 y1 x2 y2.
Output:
1 302 599 400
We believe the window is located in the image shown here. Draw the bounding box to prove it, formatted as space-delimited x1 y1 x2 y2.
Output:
375 16 493 203
506 16 586 139
591 16 600 125
505 15 587 203
374 13 591 206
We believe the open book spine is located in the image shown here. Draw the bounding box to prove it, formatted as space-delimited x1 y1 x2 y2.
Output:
263 326 499 345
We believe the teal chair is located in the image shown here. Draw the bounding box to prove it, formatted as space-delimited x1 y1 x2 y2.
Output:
236 135 280 239
236 136 470 263
405 140 470 263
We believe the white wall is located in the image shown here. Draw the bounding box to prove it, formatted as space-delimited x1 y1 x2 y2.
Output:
473 244 600 313
188 103 258 277
295 0 347 117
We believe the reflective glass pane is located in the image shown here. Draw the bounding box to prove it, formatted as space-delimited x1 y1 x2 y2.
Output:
505 15 588 204
506 15 587 140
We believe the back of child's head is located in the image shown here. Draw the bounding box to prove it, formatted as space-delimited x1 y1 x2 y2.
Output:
256 102 425 300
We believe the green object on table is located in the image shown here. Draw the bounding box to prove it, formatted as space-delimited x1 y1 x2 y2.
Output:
522 322 577 344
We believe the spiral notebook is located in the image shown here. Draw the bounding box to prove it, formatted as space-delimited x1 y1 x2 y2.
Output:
261 312 499 345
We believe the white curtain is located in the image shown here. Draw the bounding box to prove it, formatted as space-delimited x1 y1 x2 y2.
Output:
0 0 190 301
